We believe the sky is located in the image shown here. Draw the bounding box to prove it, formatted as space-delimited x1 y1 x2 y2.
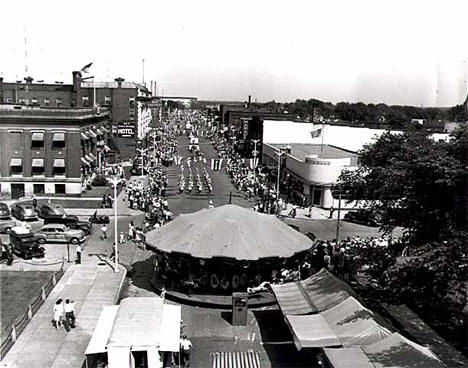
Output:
1 0 467 107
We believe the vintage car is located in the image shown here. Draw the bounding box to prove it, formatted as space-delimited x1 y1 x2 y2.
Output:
343 209 382 227
11 203 39 221
0 202 11 220
34 224 86 244
0 219 17 234
37 203 78 222
10 229 45 259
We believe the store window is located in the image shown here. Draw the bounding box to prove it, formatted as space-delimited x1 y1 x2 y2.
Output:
55 184 66 194
33 184 45 195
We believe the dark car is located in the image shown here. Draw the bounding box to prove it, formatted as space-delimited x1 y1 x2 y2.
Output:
343 210 382 227
0 202 10 220
38 203 78 222
68 221 93 236
10 231 45 259
11 203 38 221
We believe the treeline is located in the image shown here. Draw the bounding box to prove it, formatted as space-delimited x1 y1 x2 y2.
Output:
262 97 468 128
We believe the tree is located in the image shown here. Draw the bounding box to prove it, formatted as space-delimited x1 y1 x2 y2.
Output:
335 126 467 242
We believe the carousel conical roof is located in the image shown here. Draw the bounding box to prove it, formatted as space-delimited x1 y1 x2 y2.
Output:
145 204 313 261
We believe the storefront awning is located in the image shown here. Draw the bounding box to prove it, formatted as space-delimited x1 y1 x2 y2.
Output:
85 154 94 162
81 132 89 140
85 306 119 356
87 130 97 138
53 132 65 141
100 126 109 133
81 157 90 166
103 144 111 152
211 351 261 368
95 128 104 135
31 132 44 141
10 158 22 166
32 158 44 167
88 152 97 160
97 140 105 147
53 159 65 167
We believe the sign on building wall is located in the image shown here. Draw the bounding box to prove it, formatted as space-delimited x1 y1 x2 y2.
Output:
117 121 135 138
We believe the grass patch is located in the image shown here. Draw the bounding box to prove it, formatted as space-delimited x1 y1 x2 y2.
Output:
0 270 54 344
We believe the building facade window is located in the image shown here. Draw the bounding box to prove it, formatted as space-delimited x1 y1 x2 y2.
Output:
44 98 50 106
9 131 23 149
82 96 89 107
31 97 38 104
52 132 66 149
53 159 66 176
31 132 44 149
56 98 62 107
104 96 111 105
10 158 23 175
5 97 13 103
33 184 45 195
32 159 45 176
55 184 66 194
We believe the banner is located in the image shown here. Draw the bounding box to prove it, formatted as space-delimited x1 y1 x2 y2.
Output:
210 158 224 171
117 121 135 138
310 128 322 138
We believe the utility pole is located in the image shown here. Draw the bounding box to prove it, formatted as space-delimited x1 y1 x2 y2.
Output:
109 177 120 273
142 59 145 85
136 148 148 177
335 192 342 242
276 151 283 199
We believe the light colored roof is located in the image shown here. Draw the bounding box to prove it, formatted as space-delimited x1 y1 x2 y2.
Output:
107 297 181 351
323 333 444 368
145 204 314 260
263 120 401 153
285 297 392 349
271 268 356 315
85 306 119 355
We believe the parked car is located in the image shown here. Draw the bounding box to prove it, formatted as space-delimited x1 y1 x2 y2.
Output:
37 203 78 222
11 203 38 221
34 224 86 244
343 210 382 227
68 221 93 236
0 202 11 220
10 229 45 259
0 219 17 233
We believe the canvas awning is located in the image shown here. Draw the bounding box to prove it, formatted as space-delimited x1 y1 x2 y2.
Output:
211 351 261 368
101 126 109 133
53 132 65 141
286 314 341 349
85 306 119 356
87 130 97 138
85 154 94 162
88 152 97 160
31 132 44 141
103 144 111 152
145 204 314 261
32 158 44 167
81 157 90 166
53 159 65 167
284 297 392 349
95 128 104 135
323 333 444 368
10 158 22 166
270 268 356 315
107 297 181 352
81 132 89 140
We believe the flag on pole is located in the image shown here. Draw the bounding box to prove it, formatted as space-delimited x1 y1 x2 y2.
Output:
310 128 322 138
249 158 259 170
81 62 93 73
210 158 224 171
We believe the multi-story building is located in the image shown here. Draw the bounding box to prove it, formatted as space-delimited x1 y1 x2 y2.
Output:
0 73 154 159
0 105 110 199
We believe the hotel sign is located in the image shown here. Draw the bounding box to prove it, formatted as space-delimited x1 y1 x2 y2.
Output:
117 121 135 138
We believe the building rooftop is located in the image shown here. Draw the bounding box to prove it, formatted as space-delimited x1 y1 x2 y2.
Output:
269 143 358 164
0 104 110 120
81 81 148 91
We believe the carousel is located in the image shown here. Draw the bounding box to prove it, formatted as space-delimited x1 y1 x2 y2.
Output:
145 204 315 294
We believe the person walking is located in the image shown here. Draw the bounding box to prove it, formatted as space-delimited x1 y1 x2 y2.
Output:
75 244 82 264
53 299 64 330
180 335 193 368
100 224 108 241
119 231 125 244
64 299 76 329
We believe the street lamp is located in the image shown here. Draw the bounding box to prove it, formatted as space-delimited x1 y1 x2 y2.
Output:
108 177 120 273
251 139 260 180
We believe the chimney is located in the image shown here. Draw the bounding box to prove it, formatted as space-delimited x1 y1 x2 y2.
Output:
115 77 125 88
72 71 82 107
248 95 251 108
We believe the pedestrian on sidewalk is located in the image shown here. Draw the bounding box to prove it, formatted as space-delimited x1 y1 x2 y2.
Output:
100 224 108 240
75 244 82 264
180 335 193 368
119 231 125 244
64 299 76 328
53 299 64 330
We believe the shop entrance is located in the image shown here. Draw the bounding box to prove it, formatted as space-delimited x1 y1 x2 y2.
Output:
11 184 25 199
311 187 322 206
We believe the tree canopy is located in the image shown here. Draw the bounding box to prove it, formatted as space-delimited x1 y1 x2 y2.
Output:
335 125 467 243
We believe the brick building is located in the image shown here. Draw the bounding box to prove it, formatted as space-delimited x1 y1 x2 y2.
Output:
0 105 110 199
0 72 155 159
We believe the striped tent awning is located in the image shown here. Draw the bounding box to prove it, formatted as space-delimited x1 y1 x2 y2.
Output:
211 351 261 368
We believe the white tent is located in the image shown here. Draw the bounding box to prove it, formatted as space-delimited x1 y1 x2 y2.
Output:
85 297 181 368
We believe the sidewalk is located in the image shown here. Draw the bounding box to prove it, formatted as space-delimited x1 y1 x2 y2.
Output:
1 228 127 368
